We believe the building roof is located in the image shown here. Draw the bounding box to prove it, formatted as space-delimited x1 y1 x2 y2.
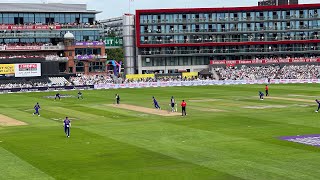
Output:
0 3 101 13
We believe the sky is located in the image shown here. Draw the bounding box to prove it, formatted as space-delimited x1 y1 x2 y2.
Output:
0 0 319 20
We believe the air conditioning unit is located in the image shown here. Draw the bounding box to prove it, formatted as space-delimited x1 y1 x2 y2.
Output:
146 58 150 63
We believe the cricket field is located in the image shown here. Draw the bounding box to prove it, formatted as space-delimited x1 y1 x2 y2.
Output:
1 84 320 180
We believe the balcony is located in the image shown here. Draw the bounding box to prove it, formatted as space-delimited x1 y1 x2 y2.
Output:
141 46 320 56
141 25 320 35
141 34 320 45
74 55 108 60
0 44 65 51
140 14 320 25
61 24 103 30
45 56 69 62
0 32 61 38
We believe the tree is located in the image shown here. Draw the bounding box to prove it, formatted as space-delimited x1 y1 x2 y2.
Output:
106 48 124 62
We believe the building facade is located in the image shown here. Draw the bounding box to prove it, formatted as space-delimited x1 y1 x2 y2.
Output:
100 14 136 74
0 3 106 76
136 3 320 74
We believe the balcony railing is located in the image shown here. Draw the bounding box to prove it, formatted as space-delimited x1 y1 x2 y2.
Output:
141 25 320 35
0 32 61 38
61 24 103 30
45 56 69 61
141 46 320 55
0 45 65 51
74 55 108 60
141 35 320 45
140 14 320 24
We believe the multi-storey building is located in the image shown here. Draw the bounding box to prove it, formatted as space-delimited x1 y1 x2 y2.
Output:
0 3 106 76
136 3 320 74
100 14 136 74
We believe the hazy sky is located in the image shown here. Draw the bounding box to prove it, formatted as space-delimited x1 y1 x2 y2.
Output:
0 0 319 20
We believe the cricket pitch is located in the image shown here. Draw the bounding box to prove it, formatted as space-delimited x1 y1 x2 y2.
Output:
0 114 27 126
108 104 181 116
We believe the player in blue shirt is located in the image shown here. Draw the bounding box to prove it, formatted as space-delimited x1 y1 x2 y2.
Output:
153 96 161 109
55 93 61 101
259 91 264 100
315 99 320 113
77 91 83 99
33 102 41 116
63 117 71 138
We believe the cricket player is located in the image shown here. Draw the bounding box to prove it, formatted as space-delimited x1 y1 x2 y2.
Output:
63 117 71 138
115 94 120 105
55 93 61 101
315 99 320 113
181 100 187 116
265 85 269 96
33 102 41 116
170 96 176 112
259 91 264 100
153 96 161 109
78 91 83 99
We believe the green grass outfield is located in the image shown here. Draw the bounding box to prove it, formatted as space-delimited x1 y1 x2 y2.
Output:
1 84 320 180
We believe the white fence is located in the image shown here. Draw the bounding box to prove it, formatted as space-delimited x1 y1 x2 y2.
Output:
94 79 320 89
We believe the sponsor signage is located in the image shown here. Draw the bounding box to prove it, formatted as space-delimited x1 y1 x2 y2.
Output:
5 46 42 51
1 79 320 94
0 64 15 74
0 63 41 77
0 25 61 30
105 37 123 47
0 85 94 94
14 63 41 77
94 79 320 90
210 58 320 65
75 41 104 46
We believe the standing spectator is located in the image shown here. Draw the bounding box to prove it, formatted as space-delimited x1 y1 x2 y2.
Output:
181 100 187 116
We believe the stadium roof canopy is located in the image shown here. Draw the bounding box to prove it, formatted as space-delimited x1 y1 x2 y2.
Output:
0 3 101 13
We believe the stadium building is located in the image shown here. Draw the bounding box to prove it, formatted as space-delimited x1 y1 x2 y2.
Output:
136 3 320 74
0 3 106 80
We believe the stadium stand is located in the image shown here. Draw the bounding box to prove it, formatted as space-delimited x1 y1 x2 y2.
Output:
49 77 70 86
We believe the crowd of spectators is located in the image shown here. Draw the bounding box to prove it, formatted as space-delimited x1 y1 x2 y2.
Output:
123 75 213 83
278 64 320 79
216 65 280 80
69 75 114 86
215 64 320 80
1 63 320 89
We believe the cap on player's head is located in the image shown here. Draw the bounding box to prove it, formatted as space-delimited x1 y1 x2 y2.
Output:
152 96 154 98
172 96 174 98
66 117 68 119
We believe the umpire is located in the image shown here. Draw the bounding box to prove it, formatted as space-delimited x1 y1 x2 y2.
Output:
115 94 120 105
181 100 187 116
